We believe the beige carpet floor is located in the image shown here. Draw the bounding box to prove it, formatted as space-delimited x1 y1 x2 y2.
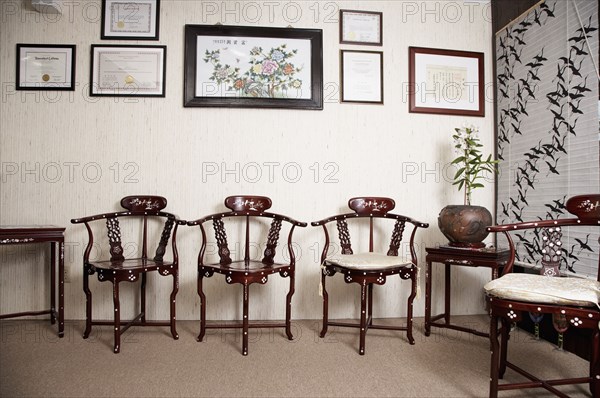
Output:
0 315 592 397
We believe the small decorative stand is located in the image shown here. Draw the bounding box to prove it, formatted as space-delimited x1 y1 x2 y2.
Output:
425 245 510 337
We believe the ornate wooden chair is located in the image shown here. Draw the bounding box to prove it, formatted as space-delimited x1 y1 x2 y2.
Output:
71 196 184 353
485 194 600 397
187 195 307 356
312 197 429 355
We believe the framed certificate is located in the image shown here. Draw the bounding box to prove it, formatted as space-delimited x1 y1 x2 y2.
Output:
408 47 484 117
90 45 166 97
340 50 383 104
340 10 382 46
101 0 160 40
16 44 76 90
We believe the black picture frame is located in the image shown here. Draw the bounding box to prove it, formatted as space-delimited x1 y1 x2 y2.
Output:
340 50 383 104
184 24 323 109
408 46 485 117
101 0 160 40
16 44 76 91
90 45 166 97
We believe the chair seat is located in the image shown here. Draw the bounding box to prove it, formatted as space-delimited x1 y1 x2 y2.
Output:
89 258 172 271
204 260 290 273
324 252 413 270
484 273 600 308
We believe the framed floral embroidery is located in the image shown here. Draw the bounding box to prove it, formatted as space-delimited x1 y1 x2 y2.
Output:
184 24 323 109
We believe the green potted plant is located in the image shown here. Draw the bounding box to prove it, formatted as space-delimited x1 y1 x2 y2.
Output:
438 124 498 248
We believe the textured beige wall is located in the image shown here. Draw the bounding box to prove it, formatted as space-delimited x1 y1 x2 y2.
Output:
0 0 494 321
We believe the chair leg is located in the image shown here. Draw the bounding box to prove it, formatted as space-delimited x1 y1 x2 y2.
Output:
50 242 56 325
112 281 121 354
83 264 92 339
320 271 329 338
499 318 510 378
285 272 295 340
367 283 373 327
406 268 417 345
197 275 206 342
170 271 179 340
140 273 147 323
242 282 249 356
359 282 367 355
591 328 600 396
489 313 500 398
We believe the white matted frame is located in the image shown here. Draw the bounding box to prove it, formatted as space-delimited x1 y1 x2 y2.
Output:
90 45 166 97
340 50 383 104
409 46 484 117
101 0 160 40
340 9 383 46
16 44 76 90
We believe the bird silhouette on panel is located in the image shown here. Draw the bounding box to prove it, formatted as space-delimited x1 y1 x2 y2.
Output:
552 135 567 154
511 120 523 135
554 64 568 83
574 235 593 253
569 59 584 77
539 1 555 18
528 70 541 81
511 48 524 64
533 48 548 63
501 202 510 218
544 202 564 215
550 104 566 122
523 174 537 189
570 43 588 56
525 159 540 173
575 15 598 36
517 188 530 205
545 158 560 176
567 245 580 262
569 99 584 115
573 77 591 93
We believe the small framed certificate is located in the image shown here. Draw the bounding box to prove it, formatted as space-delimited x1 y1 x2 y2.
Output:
90 45 166 97
340 50 383 104
101 0 160 40
16 44 76 90
340 10 382 46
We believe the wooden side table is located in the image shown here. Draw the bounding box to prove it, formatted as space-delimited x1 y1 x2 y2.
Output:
0 226 65 337
425 245 510 338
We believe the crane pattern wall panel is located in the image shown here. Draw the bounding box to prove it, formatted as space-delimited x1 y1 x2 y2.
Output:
496 0 599 276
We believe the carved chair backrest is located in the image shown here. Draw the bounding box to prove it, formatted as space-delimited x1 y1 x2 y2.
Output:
73 195 178 263
312 197 428 264
196 196 303 266
494 194 600 280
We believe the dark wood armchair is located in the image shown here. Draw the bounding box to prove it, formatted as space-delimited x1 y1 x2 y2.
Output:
188 195 307 355
485 194 600 397
312 197 429 355
71 196 184 353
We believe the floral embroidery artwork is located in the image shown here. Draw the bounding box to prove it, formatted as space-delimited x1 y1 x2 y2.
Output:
196 36 312 99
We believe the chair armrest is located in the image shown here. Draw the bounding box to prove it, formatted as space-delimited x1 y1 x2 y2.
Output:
487 217 581 232
187 212 306 227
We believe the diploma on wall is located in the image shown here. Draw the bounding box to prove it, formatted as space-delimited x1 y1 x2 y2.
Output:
101 0 160 40
90 45 166 97
340 50 383 104
340 10 383 45
16 44 76 90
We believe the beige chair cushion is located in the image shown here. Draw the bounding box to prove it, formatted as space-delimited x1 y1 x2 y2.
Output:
324 252 413 270
484 273 600 308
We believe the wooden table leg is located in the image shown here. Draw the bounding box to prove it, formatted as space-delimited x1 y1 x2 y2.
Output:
444 263 451 325
50 242 56 325
425 259 432 336
58 239 64 337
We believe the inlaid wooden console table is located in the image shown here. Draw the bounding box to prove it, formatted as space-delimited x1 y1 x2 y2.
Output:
0 225 65 337
425 245 510 338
